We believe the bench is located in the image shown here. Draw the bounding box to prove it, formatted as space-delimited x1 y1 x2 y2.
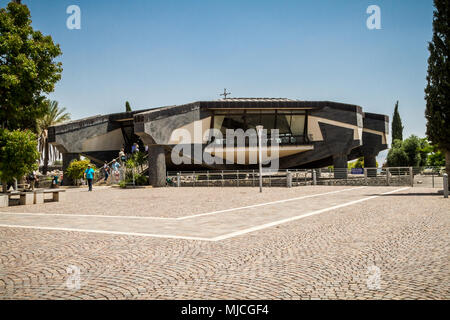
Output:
42 189 66 202
5 189 66 206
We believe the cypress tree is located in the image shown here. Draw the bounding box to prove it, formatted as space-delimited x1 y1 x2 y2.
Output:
425 0 450 175
391 101 403 142
125 101 132 112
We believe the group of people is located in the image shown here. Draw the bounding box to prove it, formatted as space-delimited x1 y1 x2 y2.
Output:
83 144 146 192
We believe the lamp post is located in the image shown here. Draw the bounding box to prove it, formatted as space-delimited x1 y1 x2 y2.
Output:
256 125 263 193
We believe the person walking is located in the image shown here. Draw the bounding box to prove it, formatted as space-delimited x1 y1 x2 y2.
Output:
103 161 110 182
111 159 121 183
84 164 95 191
119 148 126 164
27 170 38 191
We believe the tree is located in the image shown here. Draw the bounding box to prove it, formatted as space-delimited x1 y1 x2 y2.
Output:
0 2 62 131
427 148 445 167
387 135 433 167
418 138 432 167
65 159 96 186
0 129 39 192
391 101 403 142
387 140 409 167
425 0 450 176
125 101 132 112
37 100 71 174
402 135 422 167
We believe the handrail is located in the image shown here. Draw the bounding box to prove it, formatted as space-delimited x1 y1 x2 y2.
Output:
93 155 122 184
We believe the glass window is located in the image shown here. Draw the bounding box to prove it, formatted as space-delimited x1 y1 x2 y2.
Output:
291 115 305 135
212 110 306 143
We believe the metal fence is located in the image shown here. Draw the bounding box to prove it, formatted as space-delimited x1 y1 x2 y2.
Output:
166 167 447 188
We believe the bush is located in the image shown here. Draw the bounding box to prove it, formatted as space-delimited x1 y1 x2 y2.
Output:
387 136 427 167
65 159 96 185
119 180 127 188
0 129 40 192
134 174 148 186
124 173 148 186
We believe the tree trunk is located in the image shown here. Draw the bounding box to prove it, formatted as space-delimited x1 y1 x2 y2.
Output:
446 150 450 185
2 182 7 194
43 141 49 175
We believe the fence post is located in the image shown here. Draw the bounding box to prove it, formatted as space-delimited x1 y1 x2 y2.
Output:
443 174 448 199
432 172 435 188
193 171 195 187
409 167 414 187
221 170 224 187
313 169 317 185
386 168 390 186
364 168 367 185
287 171 292 188
237 170 239 187
252 170 255 187
207 170 209 187
177 172 181 187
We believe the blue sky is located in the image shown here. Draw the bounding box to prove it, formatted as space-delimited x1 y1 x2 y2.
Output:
2 0 434 147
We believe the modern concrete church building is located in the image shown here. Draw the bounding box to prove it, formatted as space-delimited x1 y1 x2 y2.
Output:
48 98 389 187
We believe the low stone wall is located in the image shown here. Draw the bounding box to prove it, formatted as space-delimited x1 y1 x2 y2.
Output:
317 176 411 186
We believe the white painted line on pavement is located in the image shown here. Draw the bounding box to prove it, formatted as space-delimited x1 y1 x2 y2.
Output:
0 186 365 221
176 186 366 220
209 187 411 241
0 187 409 242
0 224 214 242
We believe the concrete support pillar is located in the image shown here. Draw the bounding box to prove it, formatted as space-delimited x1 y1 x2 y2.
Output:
62 153 80 186
333 153 348 179
148 145 166 187
364 154 377 177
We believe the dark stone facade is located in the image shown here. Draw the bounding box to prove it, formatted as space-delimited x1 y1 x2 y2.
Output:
49 99 389 187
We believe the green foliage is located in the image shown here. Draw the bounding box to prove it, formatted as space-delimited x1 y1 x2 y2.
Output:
391 101 403 141
125 101 132 112
125 151 146 170
425 0 450 176
387 136 434 167
0 129 39 187
65 159 96 185
0 2 63 130
425 0 450 151
387 143 409 167
123 173 148 186
427 149 445 167
133 173 148 186
125 157 136 169
348 157 379 169
418 138 432 167
133 151 147 167
119 180 127 188
402 135 422 167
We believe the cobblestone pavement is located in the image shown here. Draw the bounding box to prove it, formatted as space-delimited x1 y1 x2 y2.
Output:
0 186 449 299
